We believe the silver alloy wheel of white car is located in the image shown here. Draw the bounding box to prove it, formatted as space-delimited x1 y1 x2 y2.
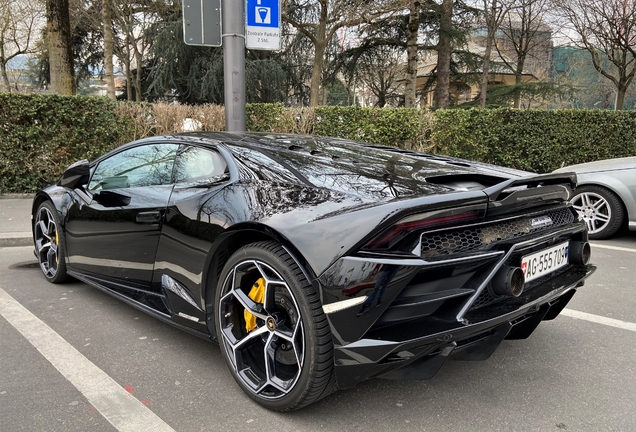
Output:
570 185 624 239
572 191 611 234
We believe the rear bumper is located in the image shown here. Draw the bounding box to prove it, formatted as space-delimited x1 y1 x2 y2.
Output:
332 264 595 389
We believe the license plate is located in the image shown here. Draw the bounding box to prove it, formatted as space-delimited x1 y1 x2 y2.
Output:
521 241 569 283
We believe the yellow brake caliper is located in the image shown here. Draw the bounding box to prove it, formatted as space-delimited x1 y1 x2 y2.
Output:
244 278 265 332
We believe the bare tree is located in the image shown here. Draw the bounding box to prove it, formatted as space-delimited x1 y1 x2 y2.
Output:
478 0 510 107
282 0 398 107
107 0 171 101
355 45 404 107
0 0 42 92
553 0 636 110
46 0 75 94
496 0 551 108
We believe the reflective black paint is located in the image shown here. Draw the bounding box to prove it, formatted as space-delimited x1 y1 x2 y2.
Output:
33 132 594 392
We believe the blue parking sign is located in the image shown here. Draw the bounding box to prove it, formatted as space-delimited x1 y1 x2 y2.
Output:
246 0 281 50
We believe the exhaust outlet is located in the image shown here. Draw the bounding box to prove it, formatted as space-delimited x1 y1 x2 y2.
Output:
492 266 525 297
569 241 591 265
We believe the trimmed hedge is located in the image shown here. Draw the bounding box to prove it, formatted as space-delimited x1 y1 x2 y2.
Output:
433 108 636 173
0 94 133 193
312 106 433 150
1 93 635 193
245 104 434 150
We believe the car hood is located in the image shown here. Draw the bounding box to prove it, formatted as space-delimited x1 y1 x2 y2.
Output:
227 134 532 204
554 156 636 174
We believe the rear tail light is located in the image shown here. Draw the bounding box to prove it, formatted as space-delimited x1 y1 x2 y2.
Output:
365 210 480 250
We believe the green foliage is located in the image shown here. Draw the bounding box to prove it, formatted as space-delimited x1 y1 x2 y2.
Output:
245 59 288 103
145 18 225 104
144 8 311 105
246 103 296 132
432 108 636 173
0 93 134 193
325 80 352 106
2 95 635 194
313 106 432 149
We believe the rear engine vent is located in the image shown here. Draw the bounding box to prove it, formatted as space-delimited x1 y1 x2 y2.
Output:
421 208 574 258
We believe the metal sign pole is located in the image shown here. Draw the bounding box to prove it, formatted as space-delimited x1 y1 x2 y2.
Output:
222 0 246 132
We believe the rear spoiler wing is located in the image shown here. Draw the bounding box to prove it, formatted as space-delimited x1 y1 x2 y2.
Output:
484 173 578 216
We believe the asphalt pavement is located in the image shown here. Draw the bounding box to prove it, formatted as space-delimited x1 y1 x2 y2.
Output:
1 196 635 432
0 196 33 247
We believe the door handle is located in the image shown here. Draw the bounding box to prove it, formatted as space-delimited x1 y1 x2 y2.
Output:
136 211 161 224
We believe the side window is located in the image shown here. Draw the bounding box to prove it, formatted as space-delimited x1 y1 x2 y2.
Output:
173 146 228 184
89 144 179 191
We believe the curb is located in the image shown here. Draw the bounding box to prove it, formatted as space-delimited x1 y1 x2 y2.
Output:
1 194 35 199
0 232 32 248
0 237 32 248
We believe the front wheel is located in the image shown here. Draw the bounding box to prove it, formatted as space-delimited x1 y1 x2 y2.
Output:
215 241 335 411
33 201 68 283
570 185 624 239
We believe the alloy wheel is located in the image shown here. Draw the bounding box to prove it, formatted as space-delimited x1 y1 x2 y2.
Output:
34 206 60 279
571 191 611 235
218 259 305 400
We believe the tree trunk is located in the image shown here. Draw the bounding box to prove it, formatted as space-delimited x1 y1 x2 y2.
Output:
310 38 326 107
308 5 328 108
513 67 523 108
124 54 132 101
1 67 10 92
433 0 453 109
46 0 75 95
102 0 116 99
0 43 10 92
479 36 493 108
0 52 10 92
615 87 626 110
378 71 387 107
134 48 142 101
405 0 420 108
479 0 498 108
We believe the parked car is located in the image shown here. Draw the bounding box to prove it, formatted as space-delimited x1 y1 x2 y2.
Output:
33 133 595 411
554 157 636 239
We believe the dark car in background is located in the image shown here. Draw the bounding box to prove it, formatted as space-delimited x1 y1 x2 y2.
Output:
32 132 595 411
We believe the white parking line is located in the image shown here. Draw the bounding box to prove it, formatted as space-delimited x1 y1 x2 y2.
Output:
590 243 636 253
561 308 636 333
0 287 175 432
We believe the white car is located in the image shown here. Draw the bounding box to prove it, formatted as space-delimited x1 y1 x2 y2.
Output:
554 157 636 239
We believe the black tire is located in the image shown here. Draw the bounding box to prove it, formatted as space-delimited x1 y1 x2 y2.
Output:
33 201 69 283
570 185 624 239
215 241 336 411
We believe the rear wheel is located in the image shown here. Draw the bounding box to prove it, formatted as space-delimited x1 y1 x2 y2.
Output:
34 201 68 283
215 241 335 411
570 185 624 239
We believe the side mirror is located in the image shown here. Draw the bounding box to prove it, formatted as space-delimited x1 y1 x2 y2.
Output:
59 159 90 190
93 190 132 207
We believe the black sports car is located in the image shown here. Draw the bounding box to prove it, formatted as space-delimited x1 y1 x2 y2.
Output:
32 132 595 411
